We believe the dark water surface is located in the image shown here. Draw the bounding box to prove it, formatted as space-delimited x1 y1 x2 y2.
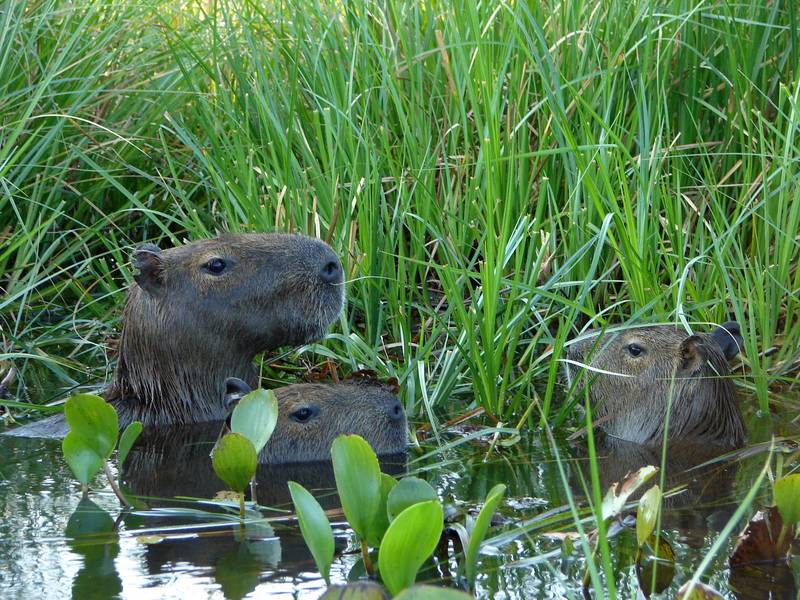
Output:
1 402 798 599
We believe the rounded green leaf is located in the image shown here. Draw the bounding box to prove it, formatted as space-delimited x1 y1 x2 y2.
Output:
117 421 143 466
366 473 399 547
394 585 474 599
231 388 278 454
288 481 335 585
62 431 105 485
64 394 119 460
636 485 662 547
387 477 438 522
211 433 257 493
319 582 389 599
331 434 382 541
465 483 506 589
774 474 800 525
378 500 444 596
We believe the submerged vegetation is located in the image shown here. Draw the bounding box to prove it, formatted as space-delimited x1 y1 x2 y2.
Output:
1 0 800 597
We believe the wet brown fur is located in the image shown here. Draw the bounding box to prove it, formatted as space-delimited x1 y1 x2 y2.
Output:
566 324 746 447
107 233 345 427
260 382 406 462
124 381 406 470
6 233 348 438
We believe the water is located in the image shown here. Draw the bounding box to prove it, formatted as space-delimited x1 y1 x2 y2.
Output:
0 405 798 599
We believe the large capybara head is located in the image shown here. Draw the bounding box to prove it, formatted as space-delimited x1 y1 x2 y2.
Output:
109 233 345 426
565 321 746 447
224 378 407 463
130 233 343 349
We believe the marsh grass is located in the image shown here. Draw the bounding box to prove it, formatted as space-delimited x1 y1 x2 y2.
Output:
1 0 798 596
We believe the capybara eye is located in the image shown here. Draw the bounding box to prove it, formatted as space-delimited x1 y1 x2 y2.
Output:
290 406 316 423
204 258 227 275
626 343 644 357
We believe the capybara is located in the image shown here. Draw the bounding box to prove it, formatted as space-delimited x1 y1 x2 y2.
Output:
566 321 746 447
6 233 345 436
221 377 406 463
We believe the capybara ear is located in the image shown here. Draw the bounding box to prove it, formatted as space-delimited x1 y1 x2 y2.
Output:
679 335 706 373
710 321 743 360
223 377 251 413
132 243 163 295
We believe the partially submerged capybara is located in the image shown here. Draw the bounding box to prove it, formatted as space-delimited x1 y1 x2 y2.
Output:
222 377 406 462
566 321 746 447
117 379 406 469
6 233 346 436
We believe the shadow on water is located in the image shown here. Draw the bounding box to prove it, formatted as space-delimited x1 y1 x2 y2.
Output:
0 398 798 599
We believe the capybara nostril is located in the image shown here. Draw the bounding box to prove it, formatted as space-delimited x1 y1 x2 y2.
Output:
319 258 342 284
224 377 250 412
387 399 405 422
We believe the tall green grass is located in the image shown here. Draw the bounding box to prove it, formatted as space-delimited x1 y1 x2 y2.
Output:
2 0 798 418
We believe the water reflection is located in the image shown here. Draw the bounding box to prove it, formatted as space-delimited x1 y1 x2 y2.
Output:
120 422 406 597
0 406 797 599
123 421 407 507
580 439 740 538
65 498 122 599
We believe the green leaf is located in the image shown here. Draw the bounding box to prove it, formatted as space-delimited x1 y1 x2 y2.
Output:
378 500 443 596
117 421 143 466
636 485 661 547
288 481 335 585
62 431 105 485
774 474 800 525
319 582 389 599
230 388 278 454
331 434 382 542
64 393 119 460
366 473 399 547
465 483 506 590
211 433 257 493
387 477 438 522
393 585 475 599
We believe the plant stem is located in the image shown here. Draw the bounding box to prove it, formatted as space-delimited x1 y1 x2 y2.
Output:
360 540 374 576
250 478 258 506
775 523 790 558
103 462 131 508
239 491 245 520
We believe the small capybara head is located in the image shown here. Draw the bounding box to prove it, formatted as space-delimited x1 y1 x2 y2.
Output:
224 377 407 463
565 321 746 447
110 233 345 426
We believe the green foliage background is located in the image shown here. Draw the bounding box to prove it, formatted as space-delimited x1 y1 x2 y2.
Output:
2 0 798 423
